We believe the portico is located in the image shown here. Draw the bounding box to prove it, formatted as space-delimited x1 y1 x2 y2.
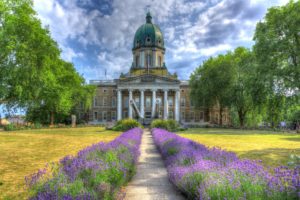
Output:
116 85 180 122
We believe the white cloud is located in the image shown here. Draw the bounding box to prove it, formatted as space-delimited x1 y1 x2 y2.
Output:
33 0 291 80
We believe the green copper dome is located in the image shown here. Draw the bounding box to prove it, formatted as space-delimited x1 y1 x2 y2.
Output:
133 12 165 50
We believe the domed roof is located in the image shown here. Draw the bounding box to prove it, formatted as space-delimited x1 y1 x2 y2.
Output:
133 12 165 50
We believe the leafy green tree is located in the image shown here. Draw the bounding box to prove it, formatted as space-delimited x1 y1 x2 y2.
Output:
0 0 95 125
190 54 234 125
253 0 300 92
253 0 300 127
230 47 266 127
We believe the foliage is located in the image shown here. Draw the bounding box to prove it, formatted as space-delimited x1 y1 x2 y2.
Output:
3 123 16 131
151 119 169 130
26 128 142 200
112 119 141 131
288 154 300 168
152 128 300 199
0 0 95 125
253 0 300 92
190 54 234 125
150 119 181 132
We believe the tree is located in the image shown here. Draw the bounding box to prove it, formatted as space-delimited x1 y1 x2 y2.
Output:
253 0 300 127
0 0 95 125
190 54 234 125
253 0 300 93
230 47 266 127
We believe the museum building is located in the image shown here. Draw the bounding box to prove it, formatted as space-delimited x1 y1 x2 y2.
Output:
80 12 230 125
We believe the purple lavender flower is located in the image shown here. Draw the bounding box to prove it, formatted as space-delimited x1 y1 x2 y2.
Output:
27 128 143 200
152 128 300 200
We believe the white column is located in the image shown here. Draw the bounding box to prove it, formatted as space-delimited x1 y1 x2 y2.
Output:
117 89 122 121
175 89 180 121
140 89 145 118
128 89 133 119
151 89 157 118
164 89 168 120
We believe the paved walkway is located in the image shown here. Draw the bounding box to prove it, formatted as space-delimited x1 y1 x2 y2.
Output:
125 129 184 200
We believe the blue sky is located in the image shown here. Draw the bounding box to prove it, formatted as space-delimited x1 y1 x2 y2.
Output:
0 0 290 116
32 0 289 82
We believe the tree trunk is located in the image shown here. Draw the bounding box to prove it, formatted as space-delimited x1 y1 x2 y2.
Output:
238 109 245 128
50 111 54 126
219 106 223 126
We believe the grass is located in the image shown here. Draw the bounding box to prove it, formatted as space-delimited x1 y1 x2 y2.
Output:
0 127 120 200
178 128 300 167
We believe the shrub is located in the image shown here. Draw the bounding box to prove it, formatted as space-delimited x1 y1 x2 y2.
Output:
112 119 141 131
26 128 143 200
150 119 168 130
4 124 17 131
150 119 180 132
152 128 300 200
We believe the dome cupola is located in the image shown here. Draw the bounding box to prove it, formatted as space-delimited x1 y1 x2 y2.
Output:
133 12 165 50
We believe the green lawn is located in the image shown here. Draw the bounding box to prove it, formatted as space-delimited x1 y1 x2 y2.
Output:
0 127 120 200
178 128 300 167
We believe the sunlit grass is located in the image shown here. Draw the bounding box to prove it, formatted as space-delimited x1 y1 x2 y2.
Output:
178 128 300 167
0 127 120 200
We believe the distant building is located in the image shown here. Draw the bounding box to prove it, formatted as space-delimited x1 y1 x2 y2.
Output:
78 12 230 125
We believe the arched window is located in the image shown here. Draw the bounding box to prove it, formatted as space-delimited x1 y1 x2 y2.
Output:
158 56 162 67
147 54 152 67
136 56 139 67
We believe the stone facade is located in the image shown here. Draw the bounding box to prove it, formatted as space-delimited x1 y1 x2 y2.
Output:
78 13 230 125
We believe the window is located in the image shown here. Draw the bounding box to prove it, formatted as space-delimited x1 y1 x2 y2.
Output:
181 112 185 121
102 111 107 121
190 112 195 121
94 97 97 106
136 56 139 67
169 111 174 119
146 97 151 108
103 97 107 106
124 97 129 108
94 112 98 121
147 54 152 68
156 97 162 106
112 97 116 107
124 111 128 118
168 97 173 107
111 111 116 121
180 97 185 107
158 56 162 67
134 97 140 107
103 89 107 93
200 111 204 121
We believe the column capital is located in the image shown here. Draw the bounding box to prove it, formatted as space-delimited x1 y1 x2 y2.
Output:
163 89 169 92
151 89 157 92
139 89 145 92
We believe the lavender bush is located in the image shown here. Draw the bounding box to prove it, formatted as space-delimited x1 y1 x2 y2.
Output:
26 128 142 200
152 128 300 200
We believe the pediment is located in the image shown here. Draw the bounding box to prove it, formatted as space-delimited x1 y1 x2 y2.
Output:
118 74 180 84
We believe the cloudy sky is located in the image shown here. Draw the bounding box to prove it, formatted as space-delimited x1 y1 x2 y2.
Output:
33 0 289 81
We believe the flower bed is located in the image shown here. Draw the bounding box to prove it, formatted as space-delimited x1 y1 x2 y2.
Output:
152 128 300 200
26 128 143 200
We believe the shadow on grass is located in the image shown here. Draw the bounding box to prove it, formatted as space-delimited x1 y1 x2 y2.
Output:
179 128 296 136
238 148 300 167
282 137 300 142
